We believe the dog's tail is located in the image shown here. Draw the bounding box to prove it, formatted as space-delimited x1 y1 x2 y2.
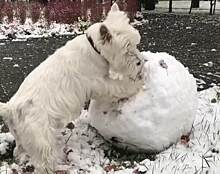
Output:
0 102 11 118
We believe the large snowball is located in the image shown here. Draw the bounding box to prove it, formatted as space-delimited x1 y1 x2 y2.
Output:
88 52 198 152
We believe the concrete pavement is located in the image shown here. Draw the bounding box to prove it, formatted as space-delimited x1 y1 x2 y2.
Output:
146 1 220 14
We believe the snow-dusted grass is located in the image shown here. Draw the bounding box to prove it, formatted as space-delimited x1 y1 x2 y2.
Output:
0 8 146 40
0 17 146 41
0 16 92 40
0 86 220 173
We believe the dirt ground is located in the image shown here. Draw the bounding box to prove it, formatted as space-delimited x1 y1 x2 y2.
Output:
0 13 219 103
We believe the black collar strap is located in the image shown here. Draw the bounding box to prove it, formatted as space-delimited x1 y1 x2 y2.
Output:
86 34 101 55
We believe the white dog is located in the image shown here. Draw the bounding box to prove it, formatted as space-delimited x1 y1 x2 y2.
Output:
0 3 144 173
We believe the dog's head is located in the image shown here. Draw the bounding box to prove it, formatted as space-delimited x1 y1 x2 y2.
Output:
86 3 144 81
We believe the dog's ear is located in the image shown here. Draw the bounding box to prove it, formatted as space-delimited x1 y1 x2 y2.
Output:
110 3 120 12
100 24 112 44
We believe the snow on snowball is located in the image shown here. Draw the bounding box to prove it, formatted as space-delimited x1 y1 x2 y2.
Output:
89 51 198 152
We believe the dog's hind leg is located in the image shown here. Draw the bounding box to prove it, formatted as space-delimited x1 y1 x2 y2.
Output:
19 120 57 174
14 144 30 164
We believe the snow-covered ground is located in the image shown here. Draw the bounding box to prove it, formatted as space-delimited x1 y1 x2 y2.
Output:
0 86 220 174
0 12 219 173
0 16 91 40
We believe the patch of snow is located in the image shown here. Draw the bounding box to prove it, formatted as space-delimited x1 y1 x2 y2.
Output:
12 38 28 42
131 18 149 26
198 84 204 89
191 42 197 46
196 78 206 85
0 35 7 40
0 142 8 155
0 132 14 155
0 165 11 174
13 64 19 68
0 132 15 143
2 57 13 61
0 17 79 40
203 61 214 67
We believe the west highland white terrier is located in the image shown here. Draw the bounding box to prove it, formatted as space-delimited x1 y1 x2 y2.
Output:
0 3 144 174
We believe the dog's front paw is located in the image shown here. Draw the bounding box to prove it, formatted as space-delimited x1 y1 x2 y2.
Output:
125 77 144 94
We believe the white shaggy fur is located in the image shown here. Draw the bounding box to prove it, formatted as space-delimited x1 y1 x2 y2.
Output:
0 4 144 173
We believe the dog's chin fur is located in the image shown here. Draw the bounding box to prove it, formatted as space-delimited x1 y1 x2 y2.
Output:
0 3 144 174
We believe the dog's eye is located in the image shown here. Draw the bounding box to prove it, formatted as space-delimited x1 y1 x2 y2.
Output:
136 61 141 66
